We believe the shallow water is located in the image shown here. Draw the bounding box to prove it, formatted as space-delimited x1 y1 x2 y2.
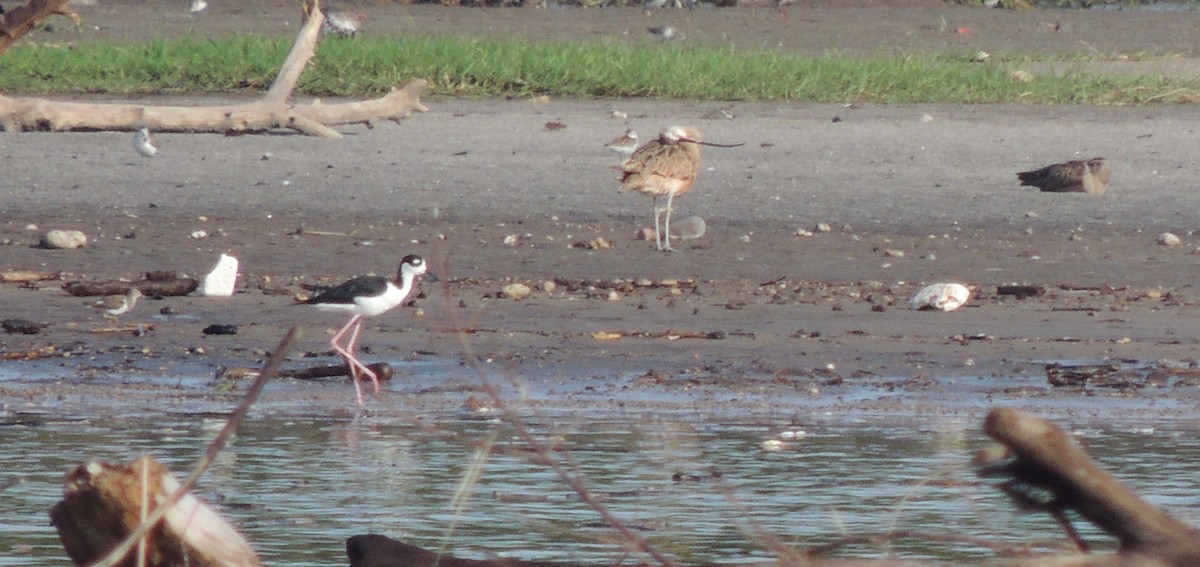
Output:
4 406 1200 566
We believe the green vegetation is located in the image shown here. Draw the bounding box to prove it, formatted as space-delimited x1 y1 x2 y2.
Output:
0 35 1195 103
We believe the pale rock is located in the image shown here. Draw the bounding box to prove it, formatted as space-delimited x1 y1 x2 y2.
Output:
910 283 970 312
41 229 87 249
674 216 706 240
198 253 239 297
1157 232 1181 246
501 282 531 300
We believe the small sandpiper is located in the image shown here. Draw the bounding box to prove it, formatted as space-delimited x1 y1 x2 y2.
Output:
604 129 639 163
133 128 159 158
1017 157 1111 195
95 288 143 321
321 5 364 37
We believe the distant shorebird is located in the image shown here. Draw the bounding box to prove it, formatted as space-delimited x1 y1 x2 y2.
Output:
95 288 143 321
647 25 676 40
133 128 158 158
303 255 429 406
1017 157 1111 195
321 5 364 37
189 0 207 13
604 129 639 162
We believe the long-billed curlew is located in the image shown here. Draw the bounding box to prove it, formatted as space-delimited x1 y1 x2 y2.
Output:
1017 157 1111 195
617 125 703 252
303 255 429 407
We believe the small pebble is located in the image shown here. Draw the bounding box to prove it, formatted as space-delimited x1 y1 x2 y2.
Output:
202 324 239 335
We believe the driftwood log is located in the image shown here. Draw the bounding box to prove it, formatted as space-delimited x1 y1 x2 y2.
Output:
217 361 394 382
49 330 298 567
63 278 198 298
0 0 77 55
0 0 428 136
50 456 261 567
976 407 1200 566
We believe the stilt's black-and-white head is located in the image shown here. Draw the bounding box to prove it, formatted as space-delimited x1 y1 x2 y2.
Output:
395 254 427 283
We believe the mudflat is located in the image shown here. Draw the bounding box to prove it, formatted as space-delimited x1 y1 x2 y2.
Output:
3 1 1200 421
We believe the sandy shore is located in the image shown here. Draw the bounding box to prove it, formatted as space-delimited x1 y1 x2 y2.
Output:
3 3 1200 421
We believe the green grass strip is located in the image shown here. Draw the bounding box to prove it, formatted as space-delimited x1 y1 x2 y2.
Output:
0 35 1194 104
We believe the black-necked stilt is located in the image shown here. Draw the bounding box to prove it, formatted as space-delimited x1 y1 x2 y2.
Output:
304 254 428 406
95 288 143 321
133 128 159 158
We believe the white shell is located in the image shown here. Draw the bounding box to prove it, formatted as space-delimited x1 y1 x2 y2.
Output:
909 283 970 312
198 253 239 297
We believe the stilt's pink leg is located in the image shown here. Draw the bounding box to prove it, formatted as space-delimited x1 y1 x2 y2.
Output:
343 320 380 394
330 315 378 406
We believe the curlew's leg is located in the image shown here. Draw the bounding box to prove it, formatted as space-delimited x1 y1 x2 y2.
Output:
651 196 664 251
330 315 378 406
662 191 676 252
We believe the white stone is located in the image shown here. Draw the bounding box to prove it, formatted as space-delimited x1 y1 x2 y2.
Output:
673 216 706 240
1157 232 1181 246
197 253 239 297
910 283 970 312
501 283 531 300
41 229 87 249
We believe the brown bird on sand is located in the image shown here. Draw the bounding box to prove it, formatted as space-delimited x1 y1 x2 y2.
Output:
604 128 639 163
617 125 703 252
93 288 143 322
1017 157 1111 195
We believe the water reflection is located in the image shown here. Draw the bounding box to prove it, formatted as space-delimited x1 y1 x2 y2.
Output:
3 412 1199 566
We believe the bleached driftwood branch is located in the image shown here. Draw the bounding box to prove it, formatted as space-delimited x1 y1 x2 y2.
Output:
0 0 75 55
0 0 428 137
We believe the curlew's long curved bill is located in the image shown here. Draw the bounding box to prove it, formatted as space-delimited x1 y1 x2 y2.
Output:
681 137 745 148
